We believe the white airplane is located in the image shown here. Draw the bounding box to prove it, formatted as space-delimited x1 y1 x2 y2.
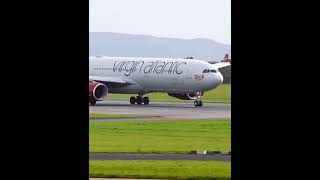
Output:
89 54 231 107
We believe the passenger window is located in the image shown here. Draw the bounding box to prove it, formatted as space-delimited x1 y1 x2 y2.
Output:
211 70 216 73
203 69 207 73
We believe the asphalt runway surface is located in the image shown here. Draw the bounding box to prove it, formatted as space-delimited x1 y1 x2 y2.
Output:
90 153 230 162
89 100 231 121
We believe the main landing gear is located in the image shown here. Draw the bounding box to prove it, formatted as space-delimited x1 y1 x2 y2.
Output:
194 92 203 107
89 97 96 106
130 95 149 105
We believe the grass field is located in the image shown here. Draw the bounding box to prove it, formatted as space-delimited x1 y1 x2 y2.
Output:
90 120 230 153
89 113 161 119
107 84 231 103
90 160 231 180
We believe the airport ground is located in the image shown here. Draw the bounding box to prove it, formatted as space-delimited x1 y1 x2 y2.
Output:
90 160 230 180
89 87 231 179
90 119 231 179
90 120 230 153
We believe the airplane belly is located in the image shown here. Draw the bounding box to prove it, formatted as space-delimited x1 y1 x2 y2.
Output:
108 84 143 94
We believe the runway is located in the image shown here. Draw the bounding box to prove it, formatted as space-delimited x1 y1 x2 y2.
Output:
89 100 231 120
90 153 230 162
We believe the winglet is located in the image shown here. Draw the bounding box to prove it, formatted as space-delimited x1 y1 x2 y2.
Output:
222 54 231 63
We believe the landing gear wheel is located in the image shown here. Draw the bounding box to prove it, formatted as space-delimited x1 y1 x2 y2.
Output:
136 96 143 105
130 96 136 104
193 91 204 107
89 98 96 106
194 101 199 107
198 100 203 107
194 100 203 107
143 97 149 105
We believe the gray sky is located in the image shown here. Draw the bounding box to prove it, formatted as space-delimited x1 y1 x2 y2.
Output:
90 0 231 45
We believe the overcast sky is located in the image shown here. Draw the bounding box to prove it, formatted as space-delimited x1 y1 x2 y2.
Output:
90 0 231 45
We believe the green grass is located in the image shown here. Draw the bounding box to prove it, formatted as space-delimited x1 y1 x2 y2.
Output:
107 84 231 103
89 113 161 119
90 120 230 153
90 160 230 180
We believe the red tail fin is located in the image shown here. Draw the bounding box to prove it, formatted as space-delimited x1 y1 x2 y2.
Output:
222 54 230 62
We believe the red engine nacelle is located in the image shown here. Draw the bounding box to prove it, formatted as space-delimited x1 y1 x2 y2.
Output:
89 82 108 101
168 92 204 100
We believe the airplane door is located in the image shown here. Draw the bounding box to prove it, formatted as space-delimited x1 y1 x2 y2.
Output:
170 62 186 91
184 63 193 91
184 62 202 92
186 65 193 80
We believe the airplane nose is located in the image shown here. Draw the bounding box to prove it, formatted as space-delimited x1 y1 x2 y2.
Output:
217 72 223 84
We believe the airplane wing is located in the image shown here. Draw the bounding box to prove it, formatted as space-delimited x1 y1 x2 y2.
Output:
211 53 231 69
89 76 126 84
211 62 231 69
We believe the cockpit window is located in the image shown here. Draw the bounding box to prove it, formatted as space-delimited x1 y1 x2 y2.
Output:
203 69 217 73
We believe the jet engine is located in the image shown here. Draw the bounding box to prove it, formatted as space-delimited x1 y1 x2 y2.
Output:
89 82 108 101
168 92 203 100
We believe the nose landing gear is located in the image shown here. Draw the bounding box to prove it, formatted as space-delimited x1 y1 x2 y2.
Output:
194 92 203 107
129 95 149 105
194 100 203 107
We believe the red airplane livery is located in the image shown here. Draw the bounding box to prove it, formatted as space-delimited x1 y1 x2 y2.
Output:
194 74 204 81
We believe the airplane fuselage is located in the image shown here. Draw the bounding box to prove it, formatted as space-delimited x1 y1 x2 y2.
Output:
89 56 223 94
